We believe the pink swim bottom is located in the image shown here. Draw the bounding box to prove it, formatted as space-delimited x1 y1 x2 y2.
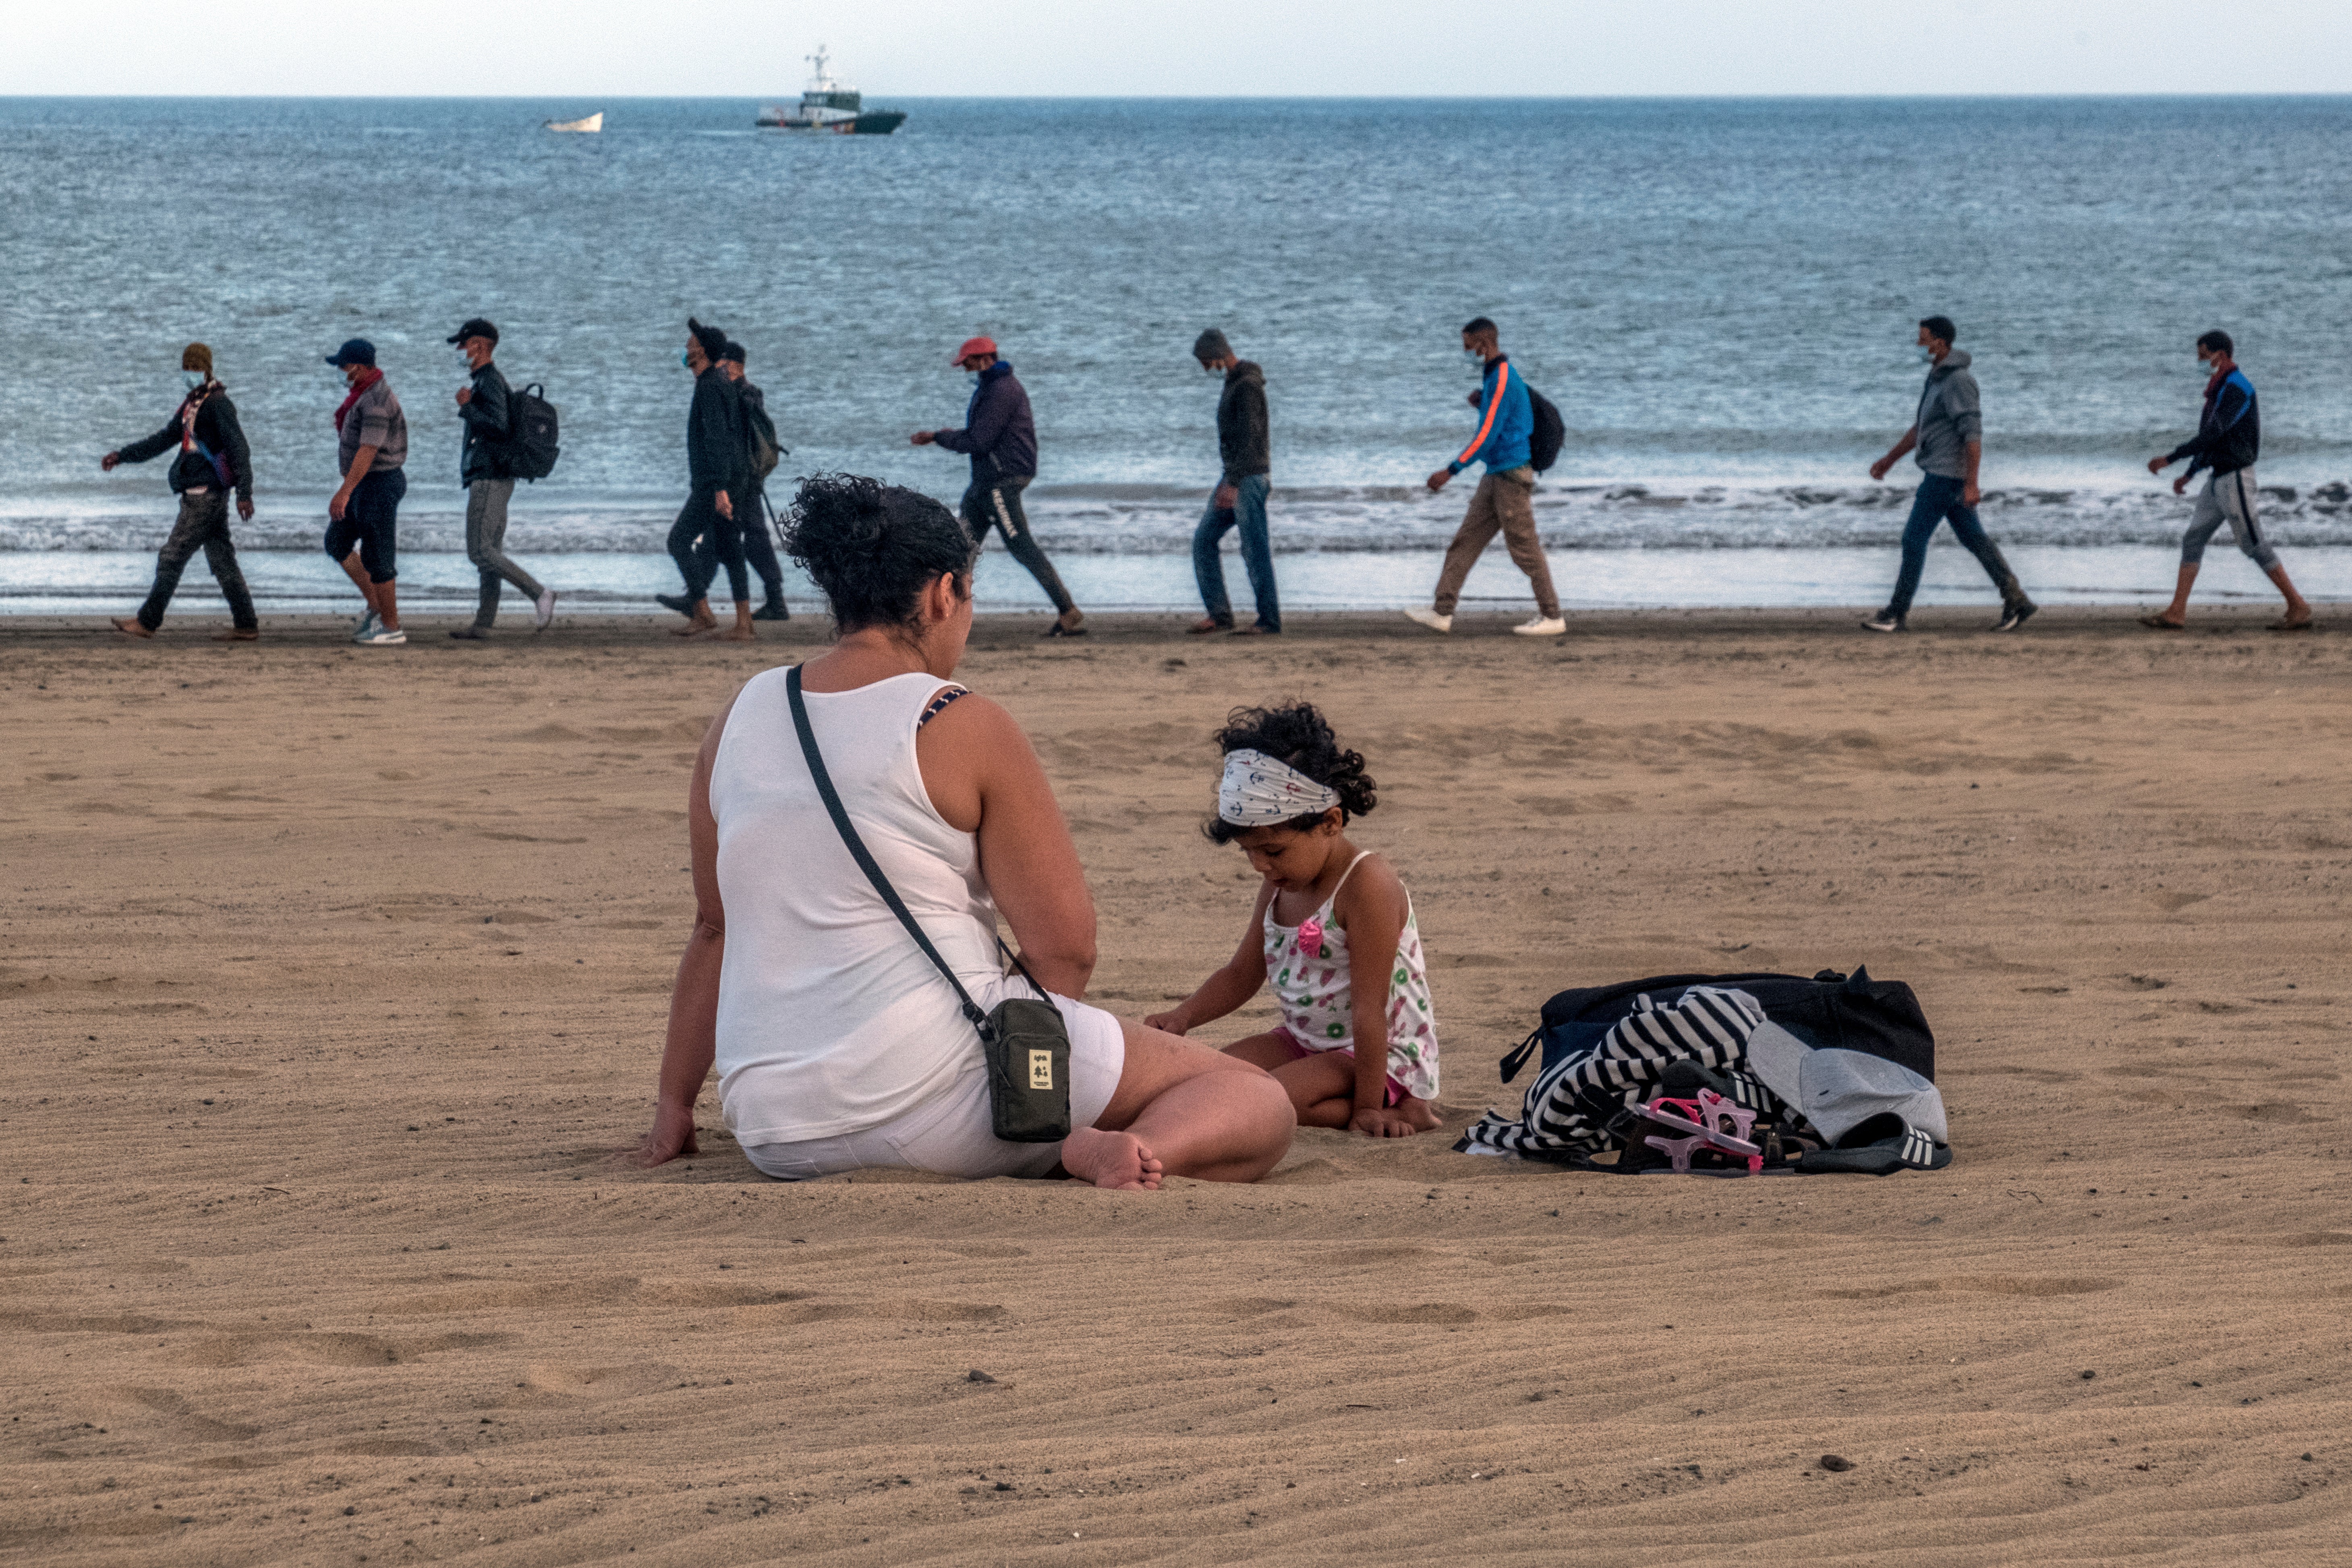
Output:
1276 1028 1407 1108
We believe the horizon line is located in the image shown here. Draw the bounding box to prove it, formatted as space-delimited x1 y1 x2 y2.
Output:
8 91 2352 102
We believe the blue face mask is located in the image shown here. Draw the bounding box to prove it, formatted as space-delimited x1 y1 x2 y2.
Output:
682 351 695 369
1919 346 1938 364
183 369 207 391
968 371 982 387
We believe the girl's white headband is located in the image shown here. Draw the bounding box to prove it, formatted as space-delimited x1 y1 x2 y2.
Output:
1218 749 1341 826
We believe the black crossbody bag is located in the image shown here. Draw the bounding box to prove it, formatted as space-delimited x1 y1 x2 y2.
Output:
786 666 1073 1143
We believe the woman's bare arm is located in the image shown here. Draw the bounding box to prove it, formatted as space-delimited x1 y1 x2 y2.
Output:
1144 882 1274 1034
916 694 1097 997
627 691 738 1166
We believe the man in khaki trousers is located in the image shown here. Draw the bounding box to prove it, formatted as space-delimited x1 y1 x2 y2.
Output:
1407 317 1564 637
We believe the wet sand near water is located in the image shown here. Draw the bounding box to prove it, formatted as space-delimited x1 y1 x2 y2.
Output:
3 609 2348 1564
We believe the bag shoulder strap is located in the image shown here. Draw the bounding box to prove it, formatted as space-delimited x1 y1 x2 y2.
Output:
787 665 992 1035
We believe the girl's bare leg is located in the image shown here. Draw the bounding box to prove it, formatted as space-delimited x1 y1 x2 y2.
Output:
1062 1020 1293 1189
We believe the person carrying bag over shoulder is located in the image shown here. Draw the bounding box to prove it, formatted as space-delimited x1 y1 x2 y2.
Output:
786 663 1071 1142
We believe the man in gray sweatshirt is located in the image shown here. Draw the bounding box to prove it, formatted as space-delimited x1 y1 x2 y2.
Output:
1863 316 2035 632
1186 328 1278 634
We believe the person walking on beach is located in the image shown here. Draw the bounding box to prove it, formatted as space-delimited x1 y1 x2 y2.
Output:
659 318 755 640
103 342 260 641
2143 330 2311 632
447 318 557 641
1406 317 1563 638
1187 329 1279 636
911 336 1086 637
714 341 790 622
325 338 409 646
1862 316 2036 634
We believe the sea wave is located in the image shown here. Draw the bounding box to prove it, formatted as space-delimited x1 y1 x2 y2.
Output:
6 479 2349 556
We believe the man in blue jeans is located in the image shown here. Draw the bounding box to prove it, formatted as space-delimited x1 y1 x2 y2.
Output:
1864 315 2035 634
1187 328 1278 635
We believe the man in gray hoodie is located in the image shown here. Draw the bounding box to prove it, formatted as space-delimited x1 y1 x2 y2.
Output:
1187 328 1278 634
1863 316 2035 633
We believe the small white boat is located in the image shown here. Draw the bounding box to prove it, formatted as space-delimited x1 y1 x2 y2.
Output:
545 112 603 134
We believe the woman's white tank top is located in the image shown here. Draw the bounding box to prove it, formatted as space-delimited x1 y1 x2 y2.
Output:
709 666 1000 1145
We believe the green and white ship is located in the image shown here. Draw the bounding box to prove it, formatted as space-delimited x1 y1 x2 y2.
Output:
755 48 907 136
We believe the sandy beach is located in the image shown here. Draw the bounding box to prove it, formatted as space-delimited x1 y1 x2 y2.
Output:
3 606 2347 1565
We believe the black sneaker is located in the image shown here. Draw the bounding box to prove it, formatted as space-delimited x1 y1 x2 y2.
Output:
752 600 791 622
1860 610 1904 634
655 592 696 618
1991 600 2037 633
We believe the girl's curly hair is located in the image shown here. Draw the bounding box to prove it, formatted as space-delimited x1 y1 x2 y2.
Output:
1204 701 1377 843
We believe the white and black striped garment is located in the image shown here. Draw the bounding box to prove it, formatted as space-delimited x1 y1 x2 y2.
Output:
1456 986 1782 1162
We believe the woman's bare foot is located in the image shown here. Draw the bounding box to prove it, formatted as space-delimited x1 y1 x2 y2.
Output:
1061 1127 1164 1190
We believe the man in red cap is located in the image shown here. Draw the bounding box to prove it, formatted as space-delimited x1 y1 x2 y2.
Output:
911 336 1084 636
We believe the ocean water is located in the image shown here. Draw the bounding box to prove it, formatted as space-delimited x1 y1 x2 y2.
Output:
4 95 2350 607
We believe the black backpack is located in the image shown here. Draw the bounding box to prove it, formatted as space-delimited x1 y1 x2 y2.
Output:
744 398 783 482
1527 386 1565 474
505 383 561 481
1498 967 1936 1085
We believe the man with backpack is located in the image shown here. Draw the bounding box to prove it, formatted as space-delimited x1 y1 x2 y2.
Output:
713 341 789 621
2142 329 2312 631
1862 315 2035 634
1186 327 1279 636
103 341 261 641
910 336 1086 637
1407 317 1565 637
659 317 756 640
448 318 557 640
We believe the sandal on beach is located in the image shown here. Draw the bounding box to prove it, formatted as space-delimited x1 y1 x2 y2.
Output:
2139 614 2185 630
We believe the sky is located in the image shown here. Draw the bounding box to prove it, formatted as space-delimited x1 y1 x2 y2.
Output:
17 0 2352 97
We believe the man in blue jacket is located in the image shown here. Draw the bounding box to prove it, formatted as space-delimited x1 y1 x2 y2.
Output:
2143 329 2311 631
1407 317 1563 637
912 336 1085 636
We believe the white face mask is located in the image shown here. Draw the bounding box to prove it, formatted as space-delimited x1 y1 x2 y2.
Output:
1919 346 1938 364
183 369 207 391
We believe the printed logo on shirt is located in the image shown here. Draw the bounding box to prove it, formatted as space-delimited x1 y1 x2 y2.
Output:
1028 1050 1055 1092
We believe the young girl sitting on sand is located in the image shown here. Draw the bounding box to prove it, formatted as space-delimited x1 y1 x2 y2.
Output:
1145 704 1440 1137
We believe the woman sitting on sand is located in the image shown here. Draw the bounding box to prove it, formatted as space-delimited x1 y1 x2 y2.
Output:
629 474 1294 1189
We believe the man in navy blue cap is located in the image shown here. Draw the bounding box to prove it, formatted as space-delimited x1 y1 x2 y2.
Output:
324 338 409 645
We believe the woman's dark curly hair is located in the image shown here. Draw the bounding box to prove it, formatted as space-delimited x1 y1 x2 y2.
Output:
781 473 979 634
1204 701 1378 844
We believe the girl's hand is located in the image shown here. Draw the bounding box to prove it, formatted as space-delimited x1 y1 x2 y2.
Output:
1349 1106 1423 1139
620 1101 701 1167
1143 1008 1189 1035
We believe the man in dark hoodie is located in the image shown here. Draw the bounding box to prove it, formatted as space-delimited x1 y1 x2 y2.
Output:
660 317 755 640
709 340 788 621
1863 315 2035 634
448 317 556 640
2143 329 2310 631
104 342 259 640
1186 328 1278 635
911 336 1085 636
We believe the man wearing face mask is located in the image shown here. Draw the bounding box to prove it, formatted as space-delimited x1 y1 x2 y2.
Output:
1863 315 2035 634
911 336 1085 637
324 337 409 646
1185 328 1278 635
1407 316 1562 637
659 317 755 640
2143 330 2311 631
707 340 789 621
103 342 260 640
448 317 556 640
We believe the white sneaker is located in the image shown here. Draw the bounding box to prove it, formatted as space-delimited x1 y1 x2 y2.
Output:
351 608 378 643
1512 616 1567 637
534 587 557 631
358 626 406 646
1404 607 1452 634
